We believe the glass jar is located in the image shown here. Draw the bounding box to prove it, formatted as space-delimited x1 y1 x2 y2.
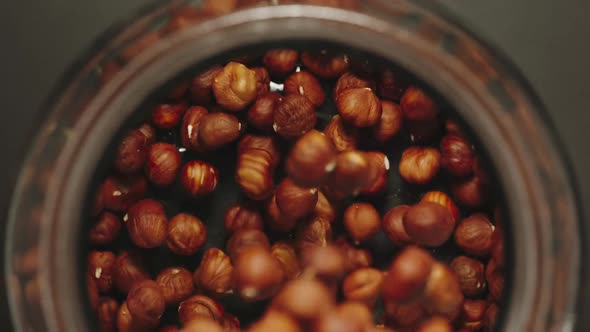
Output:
5 0 583 331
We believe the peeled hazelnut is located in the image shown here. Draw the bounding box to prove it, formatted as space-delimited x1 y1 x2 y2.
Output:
112 251 150 294
300 245 345 283
377 69 408 101
324 115 360 152
194 248 233 295
382 246 434 303
451 175 489 209
313 191 337 223
296 217 333 252
335 302 373 327
97 297 119 332
334 71 376 96
382 205 412 246
266 194 298 233
114 130 148 174
156 267 194 305
400 86 438 121
384 299 425 328
336 88 382 127
327 151 371 197
263 49 299 79
423 263 464 320
178 295 224 325
88 251 116 293
180 160 219 197
373 100 403 143
483 303 499 332
273 94 317 139
253 67 271 96
233 246 284 301
284 71 325 107
440 135 475 178
286 130 337 188
420 191 460 221
276 178 319 220
126 280 165 327
236 148 275 200
238 134 281 168
361 151 390 195
301 51 349 79
190 66 223 105
182 316 224 332
152 103 187 130
212 62 258 111
145 143 181 187
89 212 122 245
450 256 486 298
271 242 301 279
342 268 384 307
454 214 494 257
224 203 264 233
166 213 207 256
272 278 335 322
416 317 452 332
99 175 148 212
198 113 243 149
248 92 282 132
398 146 441 185
227 228 271 260
403 202 455 247
126 199 167 249
343 203 381 243
313 310 364 332
180 106 209 152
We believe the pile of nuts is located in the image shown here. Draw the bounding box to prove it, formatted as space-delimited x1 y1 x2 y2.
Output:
87 48 505 332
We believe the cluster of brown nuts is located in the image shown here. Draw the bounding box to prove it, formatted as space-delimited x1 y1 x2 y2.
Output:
87 47 504 332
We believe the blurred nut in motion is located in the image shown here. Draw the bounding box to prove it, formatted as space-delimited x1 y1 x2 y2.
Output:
276 178 319 220
324 115 360 152
263 49 299 79
382 246 434 303
400 86 438 121
382 205 412 246
286 130 337 188
271 242 301 279
342 268 384 307
233 246 285 301
398 146 441 185
343 203 381 243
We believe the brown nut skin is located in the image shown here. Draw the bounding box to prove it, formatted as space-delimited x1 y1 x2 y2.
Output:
336 88 382 128
450 256 486 298
296 217 333 252
334 71 376 97
335 302 373 327
227 228 271 260
247 92 282 132
420 191 460 221
491 228 505 268
486 259 504 302
89 212 122 246
373 100 403 143
178 295 224 325
236 148 275 200
138 123 156 145
265 194 298 233
221 313 240 332
286 130 337 188
224 203 264 233
343 203 381 243
252 66 270 96
276 178 319 220
483 303 499 332
382 246 434 303
382 205 412 246
458 300 487 331
112 251 150 294
194 248 233 295
166 213 207 256
313 191 337 223
301 51 349 79
403 202 456 247
180 106 209 152
284 71 325 107
423 263 464 320
313 310 364 332
300 245 346 284
190 66 222 106
117 302 148 332
454 214 495 257
145 143 181 187
262 49 299 79
212 62 258 111
360 152 390 195
97 297 119 332
451 175 488 209
324 115 360 152
398 146 441 185
99 175 148 212
247 310 301 332
156 267 194 305
342 268 384 307
197 113 243 149
88 251 116 293
273 94 317 139
327 151 371 197
180 160 219 197
238 134 281 168
182 317 224 332
126 199 168 249
126 280 166 327
400 86 438 121
271 242 301 279
152 103 187 130
233 246 285 301
440 135 475 178
336 241 373 273
384 299 425 329
272 278 335 322
377 69 408 101
416 317 452 332
114 130 148 174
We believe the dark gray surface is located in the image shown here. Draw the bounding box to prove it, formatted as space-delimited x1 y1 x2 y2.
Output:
0 1 588 330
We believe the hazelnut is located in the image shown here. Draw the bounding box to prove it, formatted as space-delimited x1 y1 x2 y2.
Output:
112 251 150 294
486 259 504 302
212 62 258 111
180 106 209 152
178 295 224 325
373 100 403 143
382 246 434 304
126 199 168 249
300 245 346 283
313 310 364 332
253 67 271 96
145 143 181 187
491 228 505 268
238 134 281 168
440 135 475 178
406 118 442 144
334 71 376 96
360 151 390 195
343 203 381 243
335 239 373 273
420 191 460 221
327 151 371 197
398 146 441 185
190 66 223 105
248 310 301 332
300 51 349 79
400 86 438 121
156 267 194 305
483 303 499 332
180 160 219 197
194 248 233 295
342 268 384 307
233 246 284 301
227 228 271 260
454 214 494 257
272 278 335 322
97 297 119 332
88 251 116 293
296 217 333 252
458 300 487 331
99 175 148 212
126 280 165 327
276 178 319 220
403 202 455 247
114 130 148 174
377 69 408 101
286 130 337 188
423 263 464 320
265 194 298 233
384 299 425 328
236 148 275 200
117 302 148 332
335 302 373 327
89 212 122 245
382 205 412 246
167 213 207 256
198 113 243 149
248 92 282 132
336 88 382 127
271 242 301 279
224 203 264 233
284 71 325 107
273 94 317 139
415 317 452 332
451 175 489 209
450 256 486 297
182 317 224 332
324 115 360 152
152 103 187 130
138 123 156 145
313 191 337 223
263 49 299 79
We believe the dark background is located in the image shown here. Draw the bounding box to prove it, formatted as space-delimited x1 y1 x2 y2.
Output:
0 0 589 330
